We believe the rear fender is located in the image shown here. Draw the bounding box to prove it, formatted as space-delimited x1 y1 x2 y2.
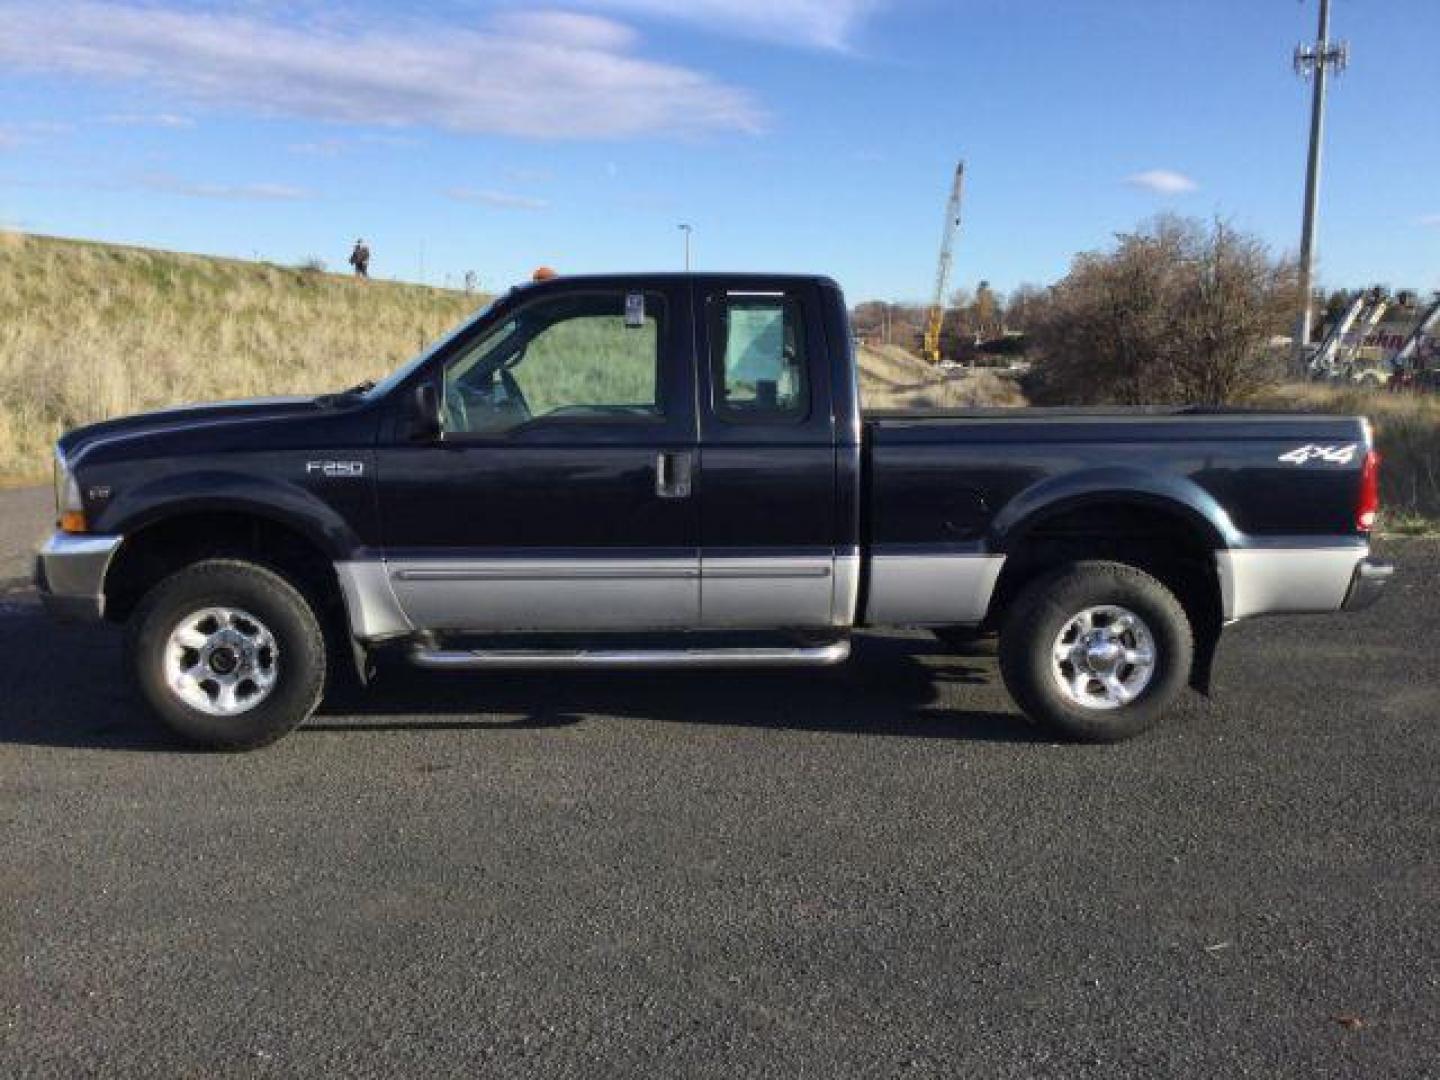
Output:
987 467 1240 554
988 467 1233 698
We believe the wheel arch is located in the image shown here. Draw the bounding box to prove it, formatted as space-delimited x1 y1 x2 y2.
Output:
101 503 371 686
988 468 1239 555
986 480 1229 694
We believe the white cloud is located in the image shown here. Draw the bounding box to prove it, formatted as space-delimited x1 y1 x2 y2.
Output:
574 0 887 51
503 166 554 183
289 132 419 157
0 1 763 139
139 174 312 201
99 112 194 128
0 119 73 148
446 187 550 211
1125 169 1199 195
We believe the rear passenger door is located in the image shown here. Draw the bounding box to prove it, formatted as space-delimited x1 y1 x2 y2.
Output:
695 281 839 628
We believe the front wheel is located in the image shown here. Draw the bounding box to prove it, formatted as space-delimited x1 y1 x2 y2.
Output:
999 561 1193 743
126 560 328 750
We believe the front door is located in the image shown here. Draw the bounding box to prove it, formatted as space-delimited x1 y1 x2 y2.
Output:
375 281 699 632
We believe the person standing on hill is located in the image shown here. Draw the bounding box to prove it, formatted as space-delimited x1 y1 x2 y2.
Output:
348 238 370 279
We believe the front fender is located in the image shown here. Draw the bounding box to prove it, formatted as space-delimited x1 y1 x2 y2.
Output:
93 469 366 560
987 466 1241 553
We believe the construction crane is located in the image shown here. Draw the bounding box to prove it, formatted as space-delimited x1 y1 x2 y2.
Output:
1393 293 1440 378
923 161 966 366
1308 289 1370 379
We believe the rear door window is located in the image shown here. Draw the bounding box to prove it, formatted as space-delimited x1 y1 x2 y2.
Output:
708 294 809 423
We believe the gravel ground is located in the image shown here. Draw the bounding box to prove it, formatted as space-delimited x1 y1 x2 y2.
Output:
1 485 1436 1078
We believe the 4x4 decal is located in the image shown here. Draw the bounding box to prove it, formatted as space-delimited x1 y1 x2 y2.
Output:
1278 444 1358 465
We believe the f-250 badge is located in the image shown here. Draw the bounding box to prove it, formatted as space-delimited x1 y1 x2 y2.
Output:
306 461 365 478
1278 444 1358 465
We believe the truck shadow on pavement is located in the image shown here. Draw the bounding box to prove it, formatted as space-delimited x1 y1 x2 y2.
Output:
0 597 1044 751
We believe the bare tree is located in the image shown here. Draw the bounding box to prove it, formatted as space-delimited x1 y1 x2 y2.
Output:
1027 216 1296 407
1003 284 1048 333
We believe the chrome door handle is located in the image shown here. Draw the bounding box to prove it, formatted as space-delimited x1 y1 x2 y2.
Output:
656 451 693 499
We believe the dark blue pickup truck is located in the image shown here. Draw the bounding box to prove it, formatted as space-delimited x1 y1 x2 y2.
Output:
37 273 1391 749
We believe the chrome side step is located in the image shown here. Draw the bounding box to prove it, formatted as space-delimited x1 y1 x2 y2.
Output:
409 641 851 671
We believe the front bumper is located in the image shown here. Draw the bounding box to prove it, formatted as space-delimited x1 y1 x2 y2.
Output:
34 532 122 622
1341 557 1394 612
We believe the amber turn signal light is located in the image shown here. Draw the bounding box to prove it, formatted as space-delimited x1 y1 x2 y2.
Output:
60 510 88 534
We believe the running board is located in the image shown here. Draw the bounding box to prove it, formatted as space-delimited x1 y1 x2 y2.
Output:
409 641 851 671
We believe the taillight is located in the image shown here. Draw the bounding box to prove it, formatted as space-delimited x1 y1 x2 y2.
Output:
1357 449 1380 533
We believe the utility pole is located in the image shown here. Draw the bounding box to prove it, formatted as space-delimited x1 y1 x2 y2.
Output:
677 223 693 271
1293 0 1349 370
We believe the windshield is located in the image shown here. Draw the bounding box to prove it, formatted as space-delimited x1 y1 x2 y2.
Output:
361 300 496 401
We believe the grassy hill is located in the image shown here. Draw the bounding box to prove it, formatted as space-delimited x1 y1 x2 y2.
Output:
0 231 993 484
0 232 482 481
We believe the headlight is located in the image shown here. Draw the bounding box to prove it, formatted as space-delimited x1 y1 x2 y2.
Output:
53 448 86 533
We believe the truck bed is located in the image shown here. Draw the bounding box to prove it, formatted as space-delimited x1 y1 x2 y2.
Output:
863 408 1368 542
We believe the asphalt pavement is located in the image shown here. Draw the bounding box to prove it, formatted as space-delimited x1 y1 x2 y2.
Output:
1 484 1436 1078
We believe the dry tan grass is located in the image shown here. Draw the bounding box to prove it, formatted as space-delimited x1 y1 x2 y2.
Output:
0 232 481 480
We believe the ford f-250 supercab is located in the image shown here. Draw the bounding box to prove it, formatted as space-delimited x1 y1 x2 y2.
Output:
36 273 1393 749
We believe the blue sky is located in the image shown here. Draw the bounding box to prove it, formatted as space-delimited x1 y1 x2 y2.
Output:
1 0 1436 302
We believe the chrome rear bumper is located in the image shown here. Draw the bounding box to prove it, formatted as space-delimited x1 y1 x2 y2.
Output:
1341 557 1393 612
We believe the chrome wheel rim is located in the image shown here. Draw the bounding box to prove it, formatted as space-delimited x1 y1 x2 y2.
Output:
164 607 279 716
1051 605 1156 711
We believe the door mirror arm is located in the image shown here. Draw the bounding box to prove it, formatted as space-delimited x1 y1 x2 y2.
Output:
408 381 443 442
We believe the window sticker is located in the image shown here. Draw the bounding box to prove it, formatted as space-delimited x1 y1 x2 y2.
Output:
625 292 646 328
726 304 785 384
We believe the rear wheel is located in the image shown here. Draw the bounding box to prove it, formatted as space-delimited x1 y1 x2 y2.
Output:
126 560 327 750
999 561 1193 743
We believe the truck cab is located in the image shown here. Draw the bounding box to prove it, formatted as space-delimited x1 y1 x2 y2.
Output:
368 273 861 637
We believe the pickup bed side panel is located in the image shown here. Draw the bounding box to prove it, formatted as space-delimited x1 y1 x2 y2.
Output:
862 412 1371 626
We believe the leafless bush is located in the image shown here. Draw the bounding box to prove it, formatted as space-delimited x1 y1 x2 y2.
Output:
1027 216 1297 407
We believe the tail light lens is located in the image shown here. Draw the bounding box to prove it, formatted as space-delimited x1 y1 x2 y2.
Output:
1357 449 1380 533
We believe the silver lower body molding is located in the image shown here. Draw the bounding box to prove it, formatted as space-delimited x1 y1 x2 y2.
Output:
409 640 852 670
1215 544 1368 621
863 551 1006 626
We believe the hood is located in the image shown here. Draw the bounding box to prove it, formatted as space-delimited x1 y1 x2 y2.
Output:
59 395 322 462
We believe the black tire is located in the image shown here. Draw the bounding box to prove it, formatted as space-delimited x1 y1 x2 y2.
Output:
125 559 327 750
998 561 1193 743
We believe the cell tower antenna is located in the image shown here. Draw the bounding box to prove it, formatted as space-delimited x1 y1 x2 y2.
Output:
1292 0 1349 371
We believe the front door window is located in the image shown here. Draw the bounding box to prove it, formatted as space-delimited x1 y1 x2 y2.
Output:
443 292 664 436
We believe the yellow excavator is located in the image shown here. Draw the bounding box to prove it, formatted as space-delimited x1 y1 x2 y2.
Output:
923 161 966 365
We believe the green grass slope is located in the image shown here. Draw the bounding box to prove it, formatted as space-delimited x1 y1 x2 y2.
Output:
0 232 483 481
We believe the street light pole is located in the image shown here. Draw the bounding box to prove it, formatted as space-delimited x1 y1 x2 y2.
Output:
677 224 693 272
1293 0 1349 371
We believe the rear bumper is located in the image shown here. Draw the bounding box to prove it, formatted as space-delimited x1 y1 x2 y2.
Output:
1341 557 1393 612
34 532 122 622
1215 542 1388 621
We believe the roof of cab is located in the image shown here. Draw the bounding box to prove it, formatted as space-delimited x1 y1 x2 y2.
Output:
511 271 841 294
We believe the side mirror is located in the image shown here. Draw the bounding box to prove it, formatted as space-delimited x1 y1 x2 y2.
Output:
409 381 443 442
